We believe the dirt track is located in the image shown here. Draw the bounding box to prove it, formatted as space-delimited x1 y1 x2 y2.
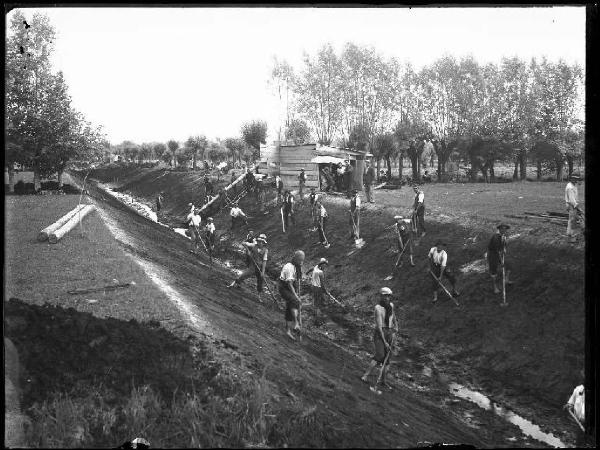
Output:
79 167 588 447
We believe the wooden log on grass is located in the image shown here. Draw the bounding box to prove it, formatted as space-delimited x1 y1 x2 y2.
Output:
49 204 96 244
38 204 87 241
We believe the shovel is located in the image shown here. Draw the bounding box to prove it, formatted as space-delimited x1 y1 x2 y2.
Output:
428 269 459 306
370 335 395 394
349 211 365 247
567 408 585 432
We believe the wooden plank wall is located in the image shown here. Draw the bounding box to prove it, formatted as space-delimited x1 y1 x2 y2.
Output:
280 145 319 189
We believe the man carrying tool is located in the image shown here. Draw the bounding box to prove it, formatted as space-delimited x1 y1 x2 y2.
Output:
275 175 284 204
155 192 164 223
186 206 202 253
227 233 269 302
298 168 307 199
394 216 415 267
428 241 460 303
279 250 305 340
349 189 361 240
412 185 426 238
565 175 582 244
316 200 331 248
364 160 376 203
230 203 248 231
361 287 398 390
204 217 216 251
487 224 513 295
282 190 296 232
308 187 320 229
310 258 331 324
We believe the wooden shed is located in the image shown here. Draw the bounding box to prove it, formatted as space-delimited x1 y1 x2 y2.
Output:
261 143 372 192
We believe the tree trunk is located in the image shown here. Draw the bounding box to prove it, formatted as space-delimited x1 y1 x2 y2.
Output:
8 168 15 193
192 153 197 170
489 163 495 182
513 158 519 180
556 160 564 181
58 169 64 188
537 161 542 180
386 157 392 179
566 154 574 178
376 158 381 182
470 160 479 182
519 151 527 180
398 154 403 178
33 168 41 192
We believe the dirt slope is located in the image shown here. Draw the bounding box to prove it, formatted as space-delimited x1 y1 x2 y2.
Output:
84 167 586 446
79 174 491 448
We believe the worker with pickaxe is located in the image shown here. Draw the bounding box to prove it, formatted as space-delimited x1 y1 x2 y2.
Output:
361 287 398 392
309 258 334 324
412 185 426 238
428 241 460 303
227 233 269 303
393 215 415 268
349 189 361 240
486 224 513 302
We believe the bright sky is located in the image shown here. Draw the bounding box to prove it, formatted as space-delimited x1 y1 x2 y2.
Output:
9 6 586 145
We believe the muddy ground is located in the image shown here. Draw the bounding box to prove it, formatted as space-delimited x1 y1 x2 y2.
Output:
47 167 589 446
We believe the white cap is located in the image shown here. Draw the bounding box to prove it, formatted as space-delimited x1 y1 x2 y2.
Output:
318 258 329 265
380 287 393 295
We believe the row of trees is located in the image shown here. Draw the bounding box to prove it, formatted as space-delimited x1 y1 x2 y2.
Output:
111 120 268 169
271 43 584 181
6 11 107 191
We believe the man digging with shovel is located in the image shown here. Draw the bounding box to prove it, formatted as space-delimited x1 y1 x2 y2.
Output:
279 250 305 340
486 223 514 305
394 215 415 268
361 287 398 392
227 233 269 303
428 241 460 304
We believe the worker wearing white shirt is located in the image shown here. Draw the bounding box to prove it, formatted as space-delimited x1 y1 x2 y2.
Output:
413 186 426 238
187 207 202 253
204 217 216 249
428 241 459 302
565 175 582 243
230 204 247 230
349 189 361 239
279 250 305 340
564 384 585 424
310 258 330 323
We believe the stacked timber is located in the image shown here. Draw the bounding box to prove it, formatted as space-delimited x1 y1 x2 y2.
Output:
38 204 86 241
49 204 96 244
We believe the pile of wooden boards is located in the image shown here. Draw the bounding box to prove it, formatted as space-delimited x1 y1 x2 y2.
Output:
505 211 569 225
38 203 96 244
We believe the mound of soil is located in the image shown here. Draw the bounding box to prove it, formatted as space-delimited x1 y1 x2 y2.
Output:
5 298 219 410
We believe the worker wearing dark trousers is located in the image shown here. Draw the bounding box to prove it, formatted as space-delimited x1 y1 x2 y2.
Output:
156 192 164 222
349 189 361 239
282 190 296 231
298 169 306 200
309 188 319 228
394 215 415 267
487 224 513 294
413 186 426 237
316 201 330 248
428 241 459 302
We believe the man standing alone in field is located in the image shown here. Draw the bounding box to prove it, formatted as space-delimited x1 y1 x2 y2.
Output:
364 161 376 203
412 185 426 238
361 287 398 389
487 224 513 295
565 175 582 243
279 250 305 340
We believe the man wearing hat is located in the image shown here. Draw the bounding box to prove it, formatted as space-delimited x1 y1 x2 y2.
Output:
310 258 331 324
279 250 306 340
565 175 582 243
394 215 415 267
349 189 361 240
487 224 513 295
298 168 307 199
412 185 426 238
361 287 398 389
204 217 216 251
428 241 459 302
363 160 376 203
227 233 269 302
